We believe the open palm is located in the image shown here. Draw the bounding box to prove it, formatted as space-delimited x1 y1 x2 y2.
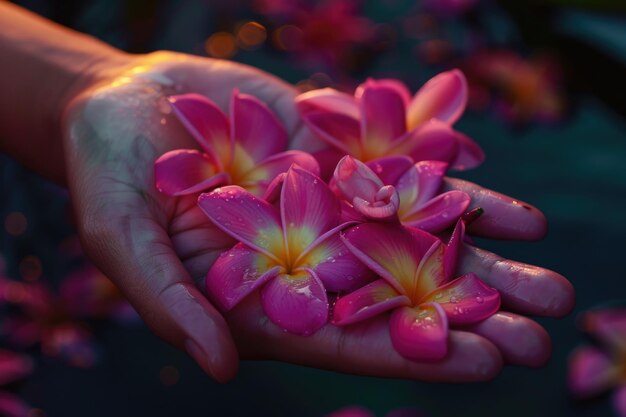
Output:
63 51 574 382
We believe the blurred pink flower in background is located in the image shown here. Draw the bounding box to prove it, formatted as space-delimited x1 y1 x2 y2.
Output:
569 308 626 417
0 349 32 417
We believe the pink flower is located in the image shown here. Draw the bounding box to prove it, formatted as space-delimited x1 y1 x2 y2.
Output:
334 220 499 360
569 308 626 417
0 350 32 417
198 165 372 335
155 92 319 197
296 70 484 170
331 155 470 233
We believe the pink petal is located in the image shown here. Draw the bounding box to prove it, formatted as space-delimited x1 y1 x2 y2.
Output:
260 269 329 335
342 223 437 296
168 94 231 166
281 166 342 257
389 120 459 164
421 273 500 325
389 303 449 360
303 234 374 292
352 187 400 222
407 69 468 129
302 111 362 156
357 79 408 154
295 88 360 119
198 186 285 258
613 385 626 417
239 150 320 196
444 219 465 279
0 392 30 417
365 156 414 185
395 160 449 218
0 350 32 385
333 279 410 326
206 243 279 310
230 92 288 162
581 309 626 353
154 150 227 196
401 191 471 233
333 156 384 202
414 241 447 295
450 131 485 170
312 148 345 181
569 346 617 397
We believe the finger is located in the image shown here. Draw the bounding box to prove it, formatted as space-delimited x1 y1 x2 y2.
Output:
77 202 239 382
465 312 551 367
459 245 575 317
442 177 547 240
227 297 502 382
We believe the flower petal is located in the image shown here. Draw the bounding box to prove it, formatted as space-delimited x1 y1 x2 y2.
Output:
206 244 279 311
230 92 288 162
402 161 449 207
239 150 320 196
302 111 362 156
366 156 414 185
613 385 626 417
342 223 437 296
357 79 408 156
154 149 227 196
421 273 500 325
281 165 342 258
450 131 485 170
332 156 384 202
295 88 360 119
333 279 410 326
581 308 626 354
444 219 465 279
168 94 231 166
389 303 449 360
414 241 447 295
389 120 459 164
407 69 468 129
261 269 329 335
401 191 471 233
569 346 617 397
198 186 284 259
304 234 374 292
0 350 32 385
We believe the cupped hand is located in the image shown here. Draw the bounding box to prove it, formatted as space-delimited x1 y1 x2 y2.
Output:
63 51 574 383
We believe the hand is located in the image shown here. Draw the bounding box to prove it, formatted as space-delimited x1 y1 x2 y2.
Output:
63 51 574 383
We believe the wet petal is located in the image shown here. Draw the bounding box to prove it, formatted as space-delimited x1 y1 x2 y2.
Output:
168 94 231 166
342 223 437 295
154 150 227 196
421 273 500 325
444 219 465 279
414 241 447 296
231 92 288 162
281 166 342 257
304 234 374 292
295 88 360 119
357 79 408 154
261 269 329 335
366 156 414 185
333 156 384 202
333 279 410 326
302 111 362 156
239 150 320 196
450 131 485 170
352 187 400 222
407 69 468 129
390 120 459 164
389 303 449 360
198 186 284 258
401 191 471 233
206 244 279 310
569 346 617 397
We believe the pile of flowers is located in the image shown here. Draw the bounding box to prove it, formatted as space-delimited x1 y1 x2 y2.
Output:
155 69 502 361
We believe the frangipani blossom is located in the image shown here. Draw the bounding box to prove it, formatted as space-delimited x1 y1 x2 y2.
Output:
155 92 319 197
334 221 499 360
0 350 32 417
332 155 470 232
296 70 484 170
199 165 372 335
569 308 626 417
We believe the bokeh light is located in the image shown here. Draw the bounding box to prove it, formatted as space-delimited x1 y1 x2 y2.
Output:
4 212 27 236
19 256 42 281
205 32 237 58
236 21 267 50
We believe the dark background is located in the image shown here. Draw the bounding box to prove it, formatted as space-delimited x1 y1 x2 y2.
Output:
2 1 626 416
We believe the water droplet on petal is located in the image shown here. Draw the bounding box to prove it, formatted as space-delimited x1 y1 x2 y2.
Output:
475 296 484 304
450 296 458 304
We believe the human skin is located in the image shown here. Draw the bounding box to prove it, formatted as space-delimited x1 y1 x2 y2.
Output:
0 3 574 383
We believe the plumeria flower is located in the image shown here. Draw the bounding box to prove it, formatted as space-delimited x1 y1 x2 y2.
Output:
154 91 319 197
569 308 626 417
334 220 500 360
198 165 372 335
295 70 484 170
331 155 470 232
